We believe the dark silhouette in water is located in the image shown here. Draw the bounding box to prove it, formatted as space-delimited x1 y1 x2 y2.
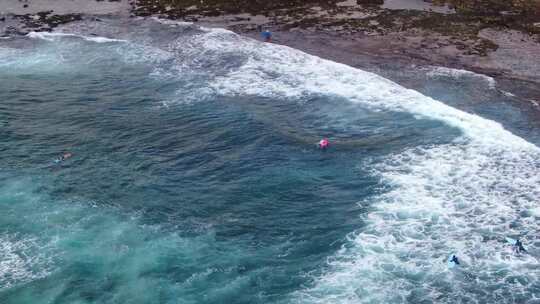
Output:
513 239 527 254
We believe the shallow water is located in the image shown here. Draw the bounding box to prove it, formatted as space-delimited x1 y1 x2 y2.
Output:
0 18 539 304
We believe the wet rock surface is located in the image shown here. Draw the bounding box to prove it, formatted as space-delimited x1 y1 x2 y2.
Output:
126 0 540 83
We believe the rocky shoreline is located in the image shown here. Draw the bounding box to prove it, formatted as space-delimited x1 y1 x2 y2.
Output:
1 0 539 89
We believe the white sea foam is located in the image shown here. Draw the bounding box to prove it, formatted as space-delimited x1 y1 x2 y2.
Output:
426 66 497 89
297 144 540 303
0 234 52 290
501 90 516 98
27 31 126 43
150 16 194 27
116 43 174 65
0 46 68 70
173 27 540 303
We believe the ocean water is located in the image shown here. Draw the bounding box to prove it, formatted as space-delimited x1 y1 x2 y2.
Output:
0 18 539 304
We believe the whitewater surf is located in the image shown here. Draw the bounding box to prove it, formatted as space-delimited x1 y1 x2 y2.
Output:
0 18 538 304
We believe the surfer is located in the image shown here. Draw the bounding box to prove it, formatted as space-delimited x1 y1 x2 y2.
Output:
54 152 73 163
449 254 460 266
261 30 272 42
318 138 330 150
513 239 527 254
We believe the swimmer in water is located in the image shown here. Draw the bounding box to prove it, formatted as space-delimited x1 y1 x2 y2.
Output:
318 138 330 150
54 152 73 163
513 239 527 254
450 255 460 265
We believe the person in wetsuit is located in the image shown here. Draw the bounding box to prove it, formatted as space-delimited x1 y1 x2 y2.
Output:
514 239 527 254
261 30 272 42
54 152 73 163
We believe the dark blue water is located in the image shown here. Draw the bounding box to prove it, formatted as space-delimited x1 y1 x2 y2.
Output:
0 19 539 304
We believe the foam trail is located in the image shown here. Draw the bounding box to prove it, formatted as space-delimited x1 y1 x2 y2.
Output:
168 27 540 303
426 66 497 89
150 16 194 27
501 90 516 98
27 31 126 43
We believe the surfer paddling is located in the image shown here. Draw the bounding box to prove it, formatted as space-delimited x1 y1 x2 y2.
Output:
449 255 460 266
318 138 330 150
54 152 73 163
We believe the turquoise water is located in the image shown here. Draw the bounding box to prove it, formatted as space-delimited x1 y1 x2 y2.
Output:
1 19 539 303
